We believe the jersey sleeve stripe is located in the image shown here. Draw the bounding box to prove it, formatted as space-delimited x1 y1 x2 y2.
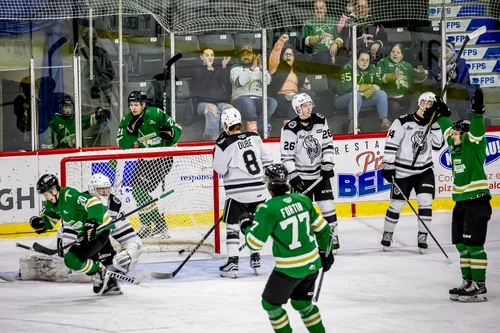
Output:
246 232 265 250
42 214 60 226
467 132 483 144
311 215 327 232
444 127 452 139
85 197 100 210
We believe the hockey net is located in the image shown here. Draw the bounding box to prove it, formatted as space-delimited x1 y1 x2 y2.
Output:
60 147 221 254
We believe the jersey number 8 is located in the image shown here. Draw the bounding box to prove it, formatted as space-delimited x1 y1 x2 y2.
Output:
243 150 261 175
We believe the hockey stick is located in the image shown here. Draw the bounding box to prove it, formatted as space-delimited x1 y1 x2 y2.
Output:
313 228 335 302
151 216 223 279
411 25 487 167
32 189 174 256
162 53 183 115
107 269 150 285
0 274 16 282
391 177 451 263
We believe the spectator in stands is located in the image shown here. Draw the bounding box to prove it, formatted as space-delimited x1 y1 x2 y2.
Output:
302 0 344 65
431 42 475 120
269 34 315 119
337 0 387 62
376 43 427 119
230 44 277 134
335 49 390 133
191 47 233 140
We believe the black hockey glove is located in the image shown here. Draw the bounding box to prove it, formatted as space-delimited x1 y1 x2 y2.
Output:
29 216 47 234
95 107 111 121
126 114 144 136
82 220 99 244
471 87 485 115
430 96 451 121
381 163 396 183
239 212 254 234
320 163 335 180
319 249 334 272
289 171 306 193
158 126 175 141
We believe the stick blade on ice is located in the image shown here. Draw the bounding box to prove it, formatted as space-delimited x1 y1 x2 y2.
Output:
151 271 175 279
468 26 487 40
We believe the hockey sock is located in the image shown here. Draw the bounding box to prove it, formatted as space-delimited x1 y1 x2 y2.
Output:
64 252 101 274
317 200 337 225
226 223 240 257
416 193 432 233
466 245 487 281
262 299 292 333
383 199 405 233
291 299 325 333
455 243 472 280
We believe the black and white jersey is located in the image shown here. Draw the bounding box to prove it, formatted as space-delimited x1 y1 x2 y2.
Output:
213 132 273 203
280 113 334 180
384 114 444 179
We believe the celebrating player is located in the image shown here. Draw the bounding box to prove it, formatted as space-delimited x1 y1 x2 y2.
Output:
28 174 113 295
381 92 444 251
433 88 491 302
117 90 183 238
212 107 273 278
280 93 339 250
240 163 333 332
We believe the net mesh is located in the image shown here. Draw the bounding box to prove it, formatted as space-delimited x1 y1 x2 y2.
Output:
0 1 498 33
61 148 219 254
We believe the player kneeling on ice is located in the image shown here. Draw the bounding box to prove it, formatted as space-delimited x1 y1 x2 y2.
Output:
213 107 273 278
381 92 444 252
28 174 116 295
240 163 334 333
280 93 339 250
433 88 491 302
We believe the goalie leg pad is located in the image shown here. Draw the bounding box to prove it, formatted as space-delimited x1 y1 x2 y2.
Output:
19 253 91 283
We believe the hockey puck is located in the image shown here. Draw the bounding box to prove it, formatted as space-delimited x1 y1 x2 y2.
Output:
178 249 185 254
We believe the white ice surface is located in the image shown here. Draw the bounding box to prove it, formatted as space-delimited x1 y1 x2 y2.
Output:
0 210 499 333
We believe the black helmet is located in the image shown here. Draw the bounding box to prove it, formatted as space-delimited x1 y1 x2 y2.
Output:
452 119 470 135
128 91 147 104
58 94 74 118
36 174 60 194
265 163 288 185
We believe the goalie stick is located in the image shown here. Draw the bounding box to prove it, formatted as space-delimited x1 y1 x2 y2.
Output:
0 274 15 282
30 189 174 256
151 216 223 279
411 25 487 167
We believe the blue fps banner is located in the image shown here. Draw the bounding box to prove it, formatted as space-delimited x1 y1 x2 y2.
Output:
439 135 500 170
470 74 500 87
466 60 500 74
448 32 500 46
429 5 485 19
433 19 496 31
459 47 500 60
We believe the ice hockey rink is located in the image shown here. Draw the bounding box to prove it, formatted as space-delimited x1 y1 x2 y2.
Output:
0 210 499 333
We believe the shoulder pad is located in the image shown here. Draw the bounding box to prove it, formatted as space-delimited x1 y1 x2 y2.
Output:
284 119 300 134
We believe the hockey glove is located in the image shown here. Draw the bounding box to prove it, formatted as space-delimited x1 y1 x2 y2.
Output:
82 220 99 243
382 163 396 183
158 126 175 141
95 107 111 121
239 212 254 234
320 163 335 180
471 87 485 115
29 216 47 234
126 114 144 136
289 171 306 193
430 96 451 120
319 249 334 272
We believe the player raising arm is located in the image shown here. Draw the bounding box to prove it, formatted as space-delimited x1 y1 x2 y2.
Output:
240 163 333 333
433 88 491 302
280 93 339 250
213 107 273 278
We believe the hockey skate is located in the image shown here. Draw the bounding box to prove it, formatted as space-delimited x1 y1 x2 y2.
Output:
92 264 109 295
449 279 471 301
458 281 487 302
381 232 393 250
250 252 261 275
219 256 238 279
102 276 123 296
417 232 428 253
332 235 340 252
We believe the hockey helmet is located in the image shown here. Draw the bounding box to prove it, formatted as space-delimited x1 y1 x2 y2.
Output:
221 107 242 133
89 173 111 196
292 93 315 116
417 92 436 109
128 91 147 104
58 94 75 118
452 119 470 136
36 174 60 194
265 163 288 185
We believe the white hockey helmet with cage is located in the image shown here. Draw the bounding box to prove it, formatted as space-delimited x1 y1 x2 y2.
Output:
89 173 111 206
221 107 242 133
417 91 437 109
292 93 315 116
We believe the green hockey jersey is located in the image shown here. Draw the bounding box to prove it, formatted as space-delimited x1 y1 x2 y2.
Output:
301 17 343 53
42 114 96 149
375 57 426 98
117 106 182 149
337 60 379 96
244 193 331 279
40 187 113 234
437 114 491 201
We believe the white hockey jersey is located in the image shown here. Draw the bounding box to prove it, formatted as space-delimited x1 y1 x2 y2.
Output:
383 114 444 179
213 132 273 203
280 113 335 180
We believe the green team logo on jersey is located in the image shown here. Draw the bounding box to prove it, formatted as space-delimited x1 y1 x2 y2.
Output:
453 159 466 173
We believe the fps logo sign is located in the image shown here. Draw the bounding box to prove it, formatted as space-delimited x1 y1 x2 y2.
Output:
439 135 500 169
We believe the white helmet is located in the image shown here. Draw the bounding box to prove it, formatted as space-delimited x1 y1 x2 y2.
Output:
417 92 436 109
221 107 242 133
292 93 315 116
89 173 111 206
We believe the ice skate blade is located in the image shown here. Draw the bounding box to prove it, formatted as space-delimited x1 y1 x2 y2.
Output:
458 295 487 302
449 294 459 301
253 268 259 276
419 248 425 254
220 271 238 279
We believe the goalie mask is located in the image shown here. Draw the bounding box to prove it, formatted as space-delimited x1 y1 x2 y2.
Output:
89 173 111 206
292 93 315 116
221 107 242 133
58 95 75 119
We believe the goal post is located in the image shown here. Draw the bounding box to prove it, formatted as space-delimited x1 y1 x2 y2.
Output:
60 147 221 254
